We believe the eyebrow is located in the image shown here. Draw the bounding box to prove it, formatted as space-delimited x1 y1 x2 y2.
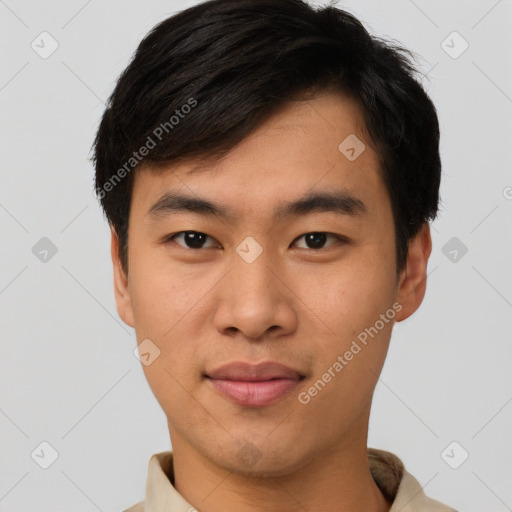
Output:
146 189 367 222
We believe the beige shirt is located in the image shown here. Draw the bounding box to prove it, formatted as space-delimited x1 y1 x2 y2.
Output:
123 448 457 512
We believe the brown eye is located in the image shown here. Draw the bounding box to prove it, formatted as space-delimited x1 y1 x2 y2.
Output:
292 232 345 250
167 231 218 249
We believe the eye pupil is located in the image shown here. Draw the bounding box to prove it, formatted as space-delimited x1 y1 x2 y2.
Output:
185 231 206 249
305 232 327 249
173 231 338 251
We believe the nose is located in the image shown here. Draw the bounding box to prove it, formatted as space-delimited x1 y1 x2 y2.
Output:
212 251 298 341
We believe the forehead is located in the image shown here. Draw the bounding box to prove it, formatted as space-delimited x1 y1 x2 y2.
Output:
131 91 387 222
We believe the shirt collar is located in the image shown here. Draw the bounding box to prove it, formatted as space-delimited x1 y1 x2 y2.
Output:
128 448 456 512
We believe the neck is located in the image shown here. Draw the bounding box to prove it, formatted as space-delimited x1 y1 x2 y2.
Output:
168 418 392 512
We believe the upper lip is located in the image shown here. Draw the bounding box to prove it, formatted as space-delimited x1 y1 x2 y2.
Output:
205 361 304 381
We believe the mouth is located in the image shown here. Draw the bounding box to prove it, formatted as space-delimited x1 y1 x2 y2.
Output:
205 376 305 407
204 361 306 407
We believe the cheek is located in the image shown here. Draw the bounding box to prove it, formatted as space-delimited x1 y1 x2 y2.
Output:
297 251 396 335
295 264 396 425
134 277 201 416
129 257 213 376
128 253 197 336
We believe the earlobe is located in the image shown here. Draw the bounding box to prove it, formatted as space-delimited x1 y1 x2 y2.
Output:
111 226 135 328
395 223 433 323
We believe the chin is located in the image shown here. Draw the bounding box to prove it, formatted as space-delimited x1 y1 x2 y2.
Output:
213 440 305 479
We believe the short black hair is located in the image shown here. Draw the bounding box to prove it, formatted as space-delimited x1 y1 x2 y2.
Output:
91 0 441 276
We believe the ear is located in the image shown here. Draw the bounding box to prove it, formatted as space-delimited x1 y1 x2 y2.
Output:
111 226 135 328
395 223 432 322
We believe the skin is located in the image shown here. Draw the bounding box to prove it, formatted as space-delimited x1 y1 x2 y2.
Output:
111 91 432 512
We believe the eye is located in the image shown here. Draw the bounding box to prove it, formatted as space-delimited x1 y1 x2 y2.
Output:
292 232 346 250
166 231 219 250
164 231 347 251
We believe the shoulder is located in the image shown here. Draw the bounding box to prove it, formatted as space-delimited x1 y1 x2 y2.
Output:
122 500 145 512
396 469 458 511
368 448 458 511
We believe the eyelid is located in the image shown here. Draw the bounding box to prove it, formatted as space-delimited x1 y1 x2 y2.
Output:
164 230 348 250
165 231 219 249
291 232 348 250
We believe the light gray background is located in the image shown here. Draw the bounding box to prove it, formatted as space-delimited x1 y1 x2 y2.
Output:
1 0 511 510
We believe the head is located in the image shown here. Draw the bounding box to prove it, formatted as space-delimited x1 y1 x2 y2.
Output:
92 0 440 477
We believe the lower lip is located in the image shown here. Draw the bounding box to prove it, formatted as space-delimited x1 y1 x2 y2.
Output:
207 377 302 407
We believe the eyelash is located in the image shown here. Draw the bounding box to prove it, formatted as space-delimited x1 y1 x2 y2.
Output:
164 231 348 251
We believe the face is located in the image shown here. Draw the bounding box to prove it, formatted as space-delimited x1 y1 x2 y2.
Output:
112 91 431 477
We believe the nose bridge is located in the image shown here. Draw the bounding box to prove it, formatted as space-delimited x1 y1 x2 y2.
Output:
230 242 278 306
231 233 277 289
213 242 295 339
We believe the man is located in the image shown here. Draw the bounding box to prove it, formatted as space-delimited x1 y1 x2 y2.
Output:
92 0 457 510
